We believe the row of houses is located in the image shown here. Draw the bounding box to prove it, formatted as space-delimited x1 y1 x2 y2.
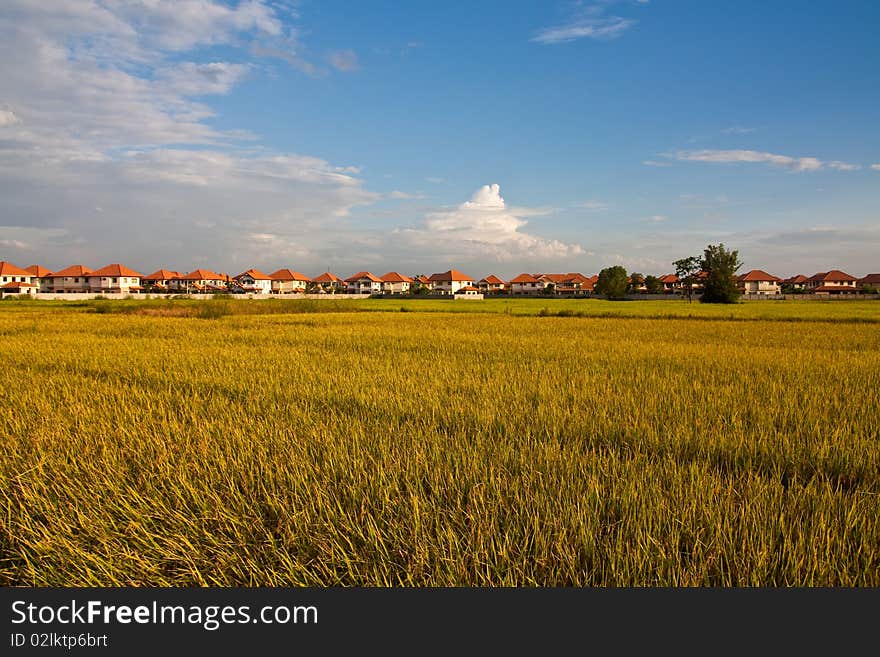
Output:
1 261 878 297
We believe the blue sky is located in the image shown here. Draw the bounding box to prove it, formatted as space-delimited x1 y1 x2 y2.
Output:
0 0 878 278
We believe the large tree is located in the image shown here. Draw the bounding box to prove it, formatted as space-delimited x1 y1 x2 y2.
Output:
700 243 743 304
595 266 629 300
628 272 644 293
673 256 702 303
644 275 663 294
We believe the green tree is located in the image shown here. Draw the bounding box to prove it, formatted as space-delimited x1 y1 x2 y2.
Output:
700 243 743 304
628 272 644 293
673 256 702 303
644 275 663 294
595 266 629 300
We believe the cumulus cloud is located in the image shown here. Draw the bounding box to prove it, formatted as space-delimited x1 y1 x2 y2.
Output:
0 1 380 272
394 184 583 262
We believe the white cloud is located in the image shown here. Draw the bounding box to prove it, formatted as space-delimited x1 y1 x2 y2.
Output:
327 49 359 72
721 126 756 135
0 1 380 272
677 150 826 172
389 190 425 200
643 159 671 167
394 184 583 262
532 1 645 45
425 176 445 184
580 200 610 211
828 161 860 171
649 215 667 222
872 164 880 171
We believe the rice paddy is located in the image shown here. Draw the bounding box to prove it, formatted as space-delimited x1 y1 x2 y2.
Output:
1 298 878 585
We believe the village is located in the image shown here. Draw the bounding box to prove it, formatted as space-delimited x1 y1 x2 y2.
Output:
1 260 878 299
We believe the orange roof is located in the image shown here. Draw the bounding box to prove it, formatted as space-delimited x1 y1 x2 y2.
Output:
180 269 222 280
859 273 880 285
345 271 383 283
52 264 93 277
809 269 858 283
812 284 858 292
2 281 37 289
456 286 479 292
480 274 506 285
428 269 474 282
269 268 311 282
144 269 182 280
313 272 342 283
537 273 568 283
0 261 33 277
784 274 808 284
380 272 414 283
510 273 539 284
416 275 432 284
235 268 271 281
91 263 143 278
739 269 781 282
25 265 53 277
659 274 679 283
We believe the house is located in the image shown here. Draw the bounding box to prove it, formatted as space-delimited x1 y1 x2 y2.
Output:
658 275 680 294
268 269 311 294
454 286 483 300
428 269 475 295
738 270 782 296
142 269 183 292
87 264 143 294
345 271 383 294
782 274 808 291
858 273 880 290
380 272 413 295
42 264 92 293
172 269 228 293
477 274 507 294
412 275 433 293
509 273 541 296
234 269 273 294
313 272 344 293
805 270 859 294
0 261 36 287
25 265 54 292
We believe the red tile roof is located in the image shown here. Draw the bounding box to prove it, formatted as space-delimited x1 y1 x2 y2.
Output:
537 273 568 284
235 268 271 280
345 271 383 283
313 272 342 283
0 261 33 277
783 274 808 284
144 269 182 280
510 273 539 284
179 269 222 281
1 281 37 289
658 274 678 283
428 269 474 282
809 270 858 283
812 284 859 293
415 275 432 284
739 269 781 282
859 273 880 285
52 264 93 277
456 286 480 292
90 263 143 278
269 268 311 282
25 265 53 277
380 272 414 283
480 274 506 285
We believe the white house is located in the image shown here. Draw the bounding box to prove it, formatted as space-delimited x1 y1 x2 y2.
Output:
313 272 344 293
738 270 782 295
235 269 273 294
345 271 383 294
172 269 229 293
45 264 93 293
509 273 541 296
87 264 143 294
0 261 37 295
142 269 183 292
806 270 859 294
268 269 311 294
427 269 475 295
380 272 413 294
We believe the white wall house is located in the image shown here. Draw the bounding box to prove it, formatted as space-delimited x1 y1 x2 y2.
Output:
235 269 273 294
428 269 475 295
313 272 344 293
88 264 143 293
477 275 506 294
25 265 54 292
380 272 413 294
142 269 183 292
509 273 541 295
739 270 782 295
345 272 383 294
269 269 311 294
0 261 36 295
45 265 93 293
806 270 859 294
172 269 228 292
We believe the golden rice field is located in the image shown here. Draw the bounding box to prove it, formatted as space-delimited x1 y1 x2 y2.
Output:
1 298 879 586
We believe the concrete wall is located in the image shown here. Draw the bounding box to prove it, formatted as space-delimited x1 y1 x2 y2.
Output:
0 292 374 301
